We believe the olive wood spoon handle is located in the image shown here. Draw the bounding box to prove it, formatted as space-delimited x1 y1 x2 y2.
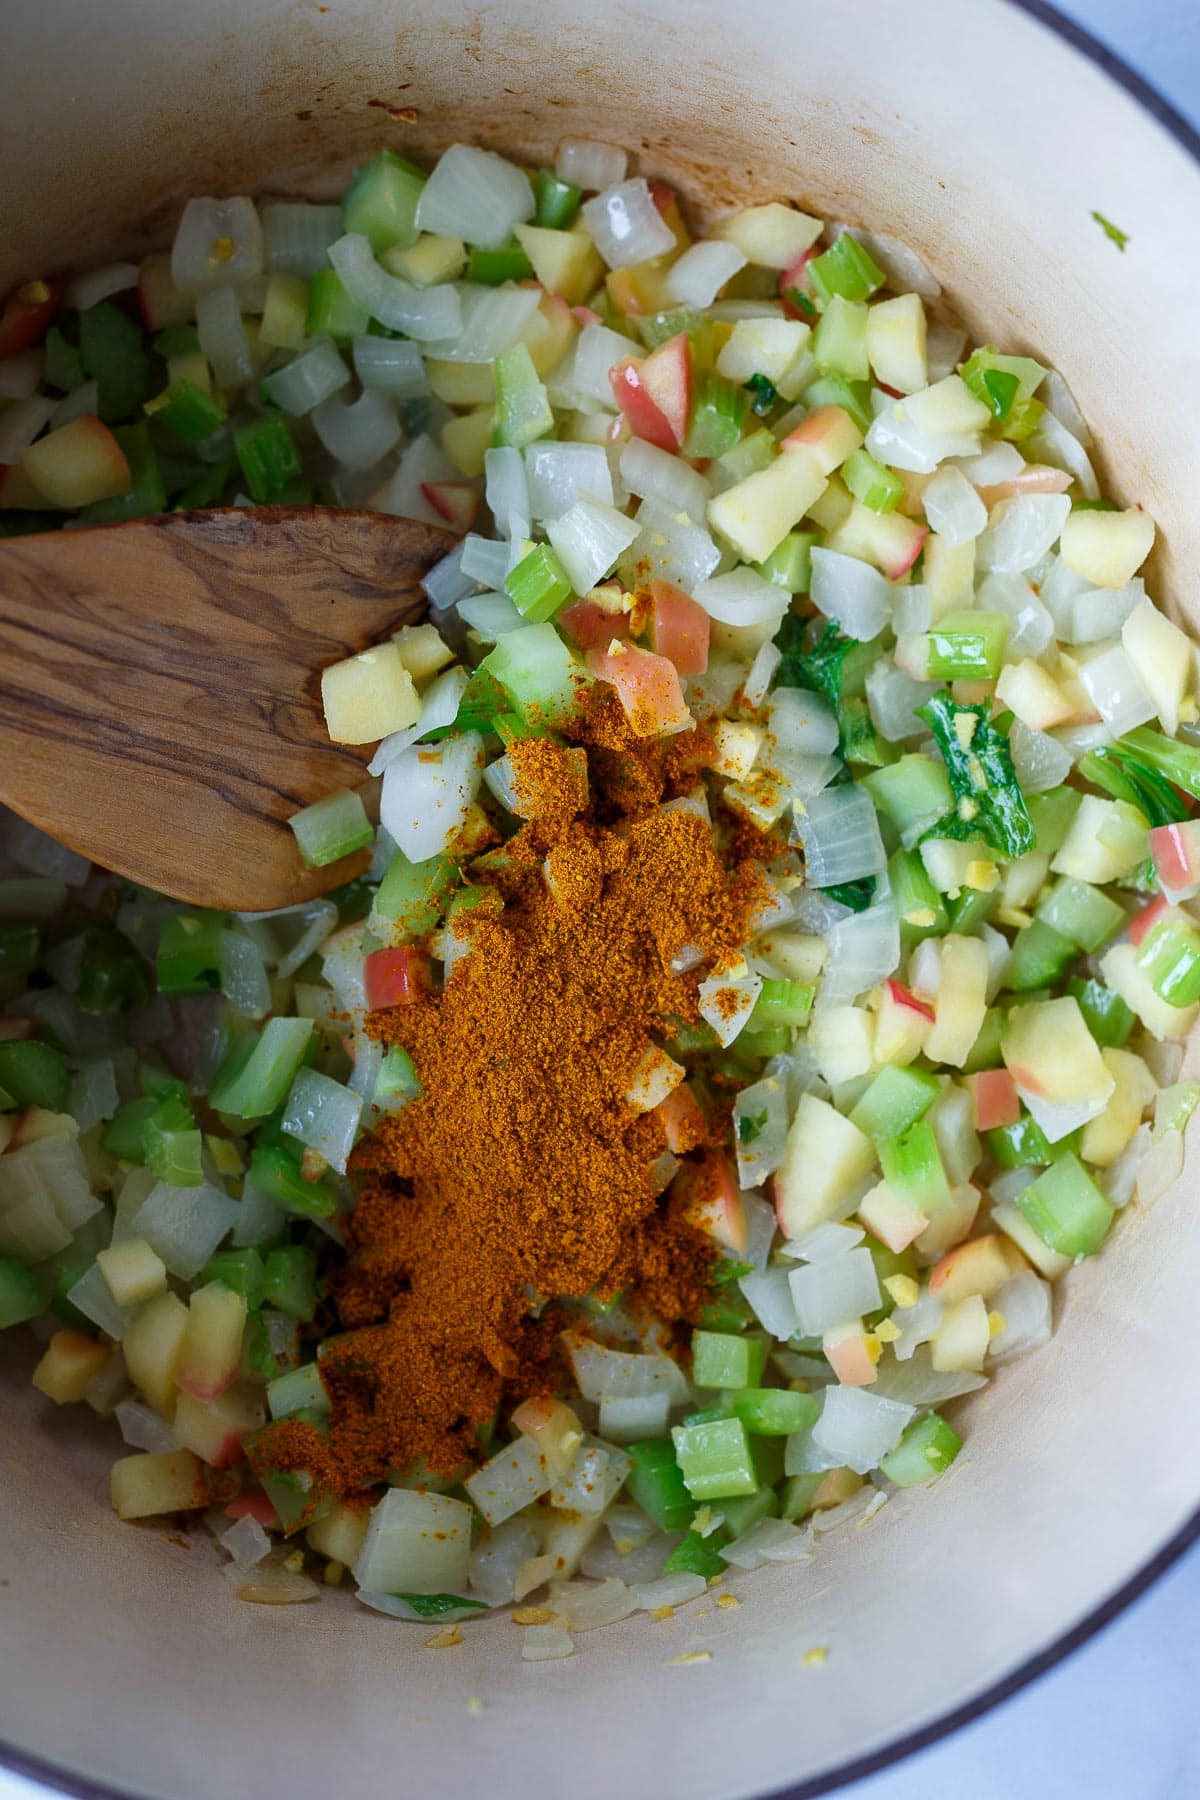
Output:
0 506 453 911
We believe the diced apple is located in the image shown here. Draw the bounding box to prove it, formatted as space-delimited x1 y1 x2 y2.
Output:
903 375 992 436
1099 941 1199 1041
707 449 827 564
711 202 823 269
678 1153 747 1254
966 1069 1020 1132
321 640 421 744
1002 996 1115 1115
930 1293 990 1372
823 1323 878 1387
560 599 631 651
308 1501 371 1567
780 404 863 476
420 480 478 533
1149 822 1200 903
1060 506 1155 589
994 657 1075 730
865 293 927 394
586 640 691 737
1127 894 1172 950
427 359 496 406
21 415 130 509
97 1236 168 1308
514 224 604 306
611 333 691 449
929 1232 1028 1303
809 1004 875 1086
914 1182 980 1260
807 474 854 535
856 1179 928 1254
1051 794 1148 884
990 1199 1073 1280
717 318 813 389
975 464 1072 507
32 1330 111 1405
774 1094 876 1239
754 931 827 985
0 461 61 510
175 1281 247 1405
226 1489 279 1529
0 276 65 357
9 1106 78 1148
1121 596 1191 735
110 1448 211 1520
523 288 580 377
1080 1047 1155 1166
924 935 988 1068
258 272 309 351
439 404 497 478
383 233 467 287
122 1290 189 1415
872 978 935 1066
654 1082 707 1154
709 720 763 782
924 533 976 617
136 254 194 330
645 579 709 677
826 500 927 579
393 622 454 685
173 1382 265 1467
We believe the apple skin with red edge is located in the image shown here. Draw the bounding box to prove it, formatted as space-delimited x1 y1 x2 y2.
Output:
420 481 479 534
226 1489 280 1530
558 600 631 652
674 1152 747 1254
966 1068 1021 1131
780 404 863 475
0 275 65 358
585 641 691 736
363 946 433 1010
655 1081 708 1154
610 333 691 450
1127 895 1171 949
873 978 935 1065
646 579 710 676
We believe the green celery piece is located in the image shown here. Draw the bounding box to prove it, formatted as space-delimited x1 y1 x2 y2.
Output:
76 919 151 1013
1078 738 1192 824
944 884 998 934
624 1439 695 1533
1026 788 1083 857
505 543 572 622
959 345 1046 417
153 324 200 360
800 372 872 433
249 1142 338 1220
813 295 869 379
780 1472 824 1521
691 1330 768 1390
889 847 950 944
839 696 887 768
0 923 40 983
209 1017 314 1122
753 529 818 595
257 1465 328 1534
1137 921 1200 1007
729 1387 820 1436
879 1120 950 1211
684 371 748 458
1016 1153 1114 1256
43 326 83 394
341 150 426 253
532 168 582 229
750 979 814 1030
267 1360 329 1420
988 1114 1083 1168
146 377 227 445
468 242 535 285
1036 877 1126 954
204 1248 266 1310
807 233 885 303
715 426 775 485
387 1592 489 1620
81 421 166 524
635 306 704 351
1005 918 1076 992
0 1085 15 1112
101 1094 158 1162
306 268 369 342
721 1487 782 1540
370 849 457 942
1091 210 1130 252
661 1530 727 1579
879 1413 962 1486
142 1093 203 1187
917 690 1034 859
493 343 552 449
849 1065 941 1140
773 612 851 712
157 910 228 995
1104 727 1200 804
0 1258 45 1329
234 413 302 504
174 456 237 511
79 300 152 422
289 789 374 869
0 1040 69 1111
480 624 584 727
927 612 1009 681
1065 976 1135 1047
864 754 953 841
262 1245 320 1320
842 447 901 513
672 1417 760 1500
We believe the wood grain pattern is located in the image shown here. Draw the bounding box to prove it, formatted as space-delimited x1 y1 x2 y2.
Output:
0 507 453 910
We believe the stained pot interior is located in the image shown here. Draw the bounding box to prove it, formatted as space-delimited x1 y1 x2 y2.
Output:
2 2 1200 1796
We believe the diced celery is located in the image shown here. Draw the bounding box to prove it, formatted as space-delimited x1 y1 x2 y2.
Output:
43 327 84 394
714 426 775 485
375 1046 422 1105
101 1095 158 1162
505 543 572 622
624 1439 695 1532
533 169 582 229
749 979 814 1030
927 612 1009 680
494 343 553 448
1016 1153 1114 1256
661 1529 727 1578
342 150 426 253
808 234 885 304
959 345 1046 415
813 294 869 379
800 372 872 433
879 1120 949 1211
865 755 953 840
267 1360 330 1420
730 1387 820 1436
76 919 150 1013
1027 788 1083 856
987 1114 1083 1168
684 371 749 458
81 422 166 523
468 241 535 285
1005 918 1076 993
780 1472 824 1520
753 529 818 594
889 847 950 943
248 1142 338 1220
842 447 901 513
481 624 583 726
262 1245 319 1320
849 1065 941 1140
289 789 374 869
142 1093 203 1187
672 1418 760 1500
145 377 227 444
79 300 152 422
306 268 370 342
234 412 302 504
0 1258 44 1328
944 885 998 934
371 848 457 942
879 1413 962 1486
1036 878 1126 954
719 1486 782 1539
0 1040 69 1111
209 1018 314 1122
156 910 228 996
1136 922 1200 1007
0 923 40 983
203 1248 266 1310
1065 976 1136 1048
691 1331 768 1391
1115 727 1200 802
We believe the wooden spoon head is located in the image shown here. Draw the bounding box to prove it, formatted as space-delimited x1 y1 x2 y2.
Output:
0 507 454 910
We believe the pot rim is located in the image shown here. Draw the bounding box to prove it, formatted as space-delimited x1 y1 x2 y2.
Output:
1 2 1198 1797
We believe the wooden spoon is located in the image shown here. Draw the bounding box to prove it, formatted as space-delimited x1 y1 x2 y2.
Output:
0 506 453 911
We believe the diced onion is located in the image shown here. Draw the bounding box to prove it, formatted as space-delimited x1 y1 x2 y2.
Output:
582 179 676 270
261 202 343 277
787 1246 881 1336
573 322 641 402
556 140 628 191
719 1517 813 1569
1009 718 1073 794
977 493 1072 575
547 496 640 594
0 395 56 462
811 1385 914 1475
691 569 789 629
633 497 722 589
218 929 271 1019
260 339 350 415
525 441 613 520
379 730 484 863
64 261 139 312
311 389 401 470
352 335 430 398
630 1571 707 1611
666 240 746 307
370 433 460 525
49 380 100 431
793 784 886 885
415 144 535 248
328 233 462 340
743 639 783 709
429 284 542 364
469 1516 540 1603
698 966 763 1046
281 1068 362 1175
1041 368 1093 447
354 1488 473 1592
738 1267 798 1338
809 547 892 641
171 196 264 295
196 286 253 386
869 1349 986 1405
1078 643 1157 737
618 439 708 519
865 399 978 474
458 591 525 641
116 1399 178 1454
819 902 900 1006
421 541 475 613
921 464 987 545
988 1272 1053 1363
865 659 936 742
0 351 42 400
1031 408 1099 500
565 1335 691 1405
976 571 1054 657
130 1179 239 1279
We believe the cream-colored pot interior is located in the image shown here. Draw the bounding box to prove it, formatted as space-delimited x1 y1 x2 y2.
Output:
3 2 1200 1796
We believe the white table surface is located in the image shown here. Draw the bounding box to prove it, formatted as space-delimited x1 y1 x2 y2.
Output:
3 5 1198 1800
